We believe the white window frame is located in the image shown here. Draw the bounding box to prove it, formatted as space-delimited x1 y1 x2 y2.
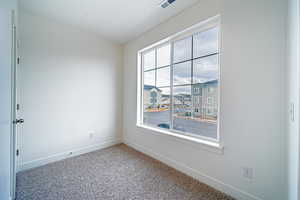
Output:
136 15 222 149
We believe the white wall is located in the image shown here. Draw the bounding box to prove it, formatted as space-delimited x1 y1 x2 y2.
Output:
0 0 17 200
287 0 300 199
123 0 287 199
18 10 123 170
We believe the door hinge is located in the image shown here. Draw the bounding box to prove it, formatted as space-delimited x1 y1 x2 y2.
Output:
17 57 20 64
16 149 19 156
16 104 20 110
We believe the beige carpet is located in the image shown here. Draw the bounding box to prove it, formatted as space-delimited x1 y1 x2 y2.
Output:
17 144 235 200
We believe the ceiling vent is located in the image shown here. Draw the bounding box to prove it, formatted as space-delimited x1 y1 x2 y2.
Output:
159 0 176 8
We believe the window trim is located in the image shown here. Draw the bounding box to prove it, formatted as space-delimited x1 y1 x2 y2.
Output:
136 15 222 148
136 124 223 154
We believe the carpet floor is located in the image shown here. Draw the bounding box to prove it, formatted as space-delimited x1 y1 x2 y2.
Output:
16 144 235 200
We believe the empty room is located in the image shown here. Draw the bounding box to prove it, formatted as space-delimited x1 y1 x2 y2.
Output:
0 0 299 200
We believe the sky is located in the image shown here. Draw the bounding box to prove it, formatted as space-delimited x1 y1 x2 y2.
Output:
144 26 219 94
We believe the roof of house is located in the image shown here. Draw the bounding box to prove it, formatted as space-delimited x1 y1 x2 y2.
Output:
193 79 218 86
144 85 162 92
204 79 218 84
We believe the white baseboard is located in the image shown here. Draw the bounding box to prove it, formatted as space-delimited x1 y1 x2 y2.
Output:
123 139 262 200
18 138 122 172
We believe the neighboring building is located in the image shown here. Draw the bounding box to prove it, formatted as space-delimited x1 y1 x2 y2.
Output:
143 85 162 110
144 80 218 120
161 94 170 107
192 80 218 120
173 94 192 106
161 94 192 108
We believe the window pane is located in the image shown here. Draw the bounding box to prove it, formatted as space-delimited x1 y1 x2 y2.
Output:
143 50 155 71
173 61 191 86
157 67 170 87
173 37 192 63
191 54 218 139
157 44 170 67
193 54 218 84
193 27 219 58
173 86 192 132
144 70 155 86
143 87 170 129
191 81 218 139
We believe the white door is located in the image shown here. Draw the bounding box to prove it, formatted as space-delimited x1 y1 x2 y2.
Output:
11 10 22 200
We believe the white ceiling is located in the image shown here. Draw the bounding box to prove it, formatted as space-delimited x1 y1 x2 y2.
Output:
19 0 200 44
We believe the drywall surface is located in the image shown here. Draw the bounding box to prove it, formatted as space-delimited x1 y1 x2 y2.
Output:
123 0 287 199
287 0 300 199
0 0 17 200
18 10 123 170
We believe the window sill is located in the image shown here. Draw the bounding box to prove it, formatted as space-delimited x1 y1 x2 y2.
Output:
136 124 224 155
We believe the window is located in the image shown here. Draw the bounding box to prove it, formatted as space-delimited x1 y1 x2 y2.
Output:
208 87 214 93
139 16 220 141
207 97 213 105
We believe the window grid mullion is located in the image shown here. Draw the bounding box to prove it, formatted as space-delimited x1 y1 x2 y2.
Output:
172 52 219 66
170 42 174 130
155 48 157 87
157 85 170 88
156 65 170 70
191 35 194 119
173 83 193 87
140 53 143 125
144 68 156 72
193 52 219 60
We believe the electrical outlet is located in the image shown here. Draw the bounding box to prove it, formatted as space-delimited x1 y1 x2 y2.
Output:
289 102 295 122
247 168 253 179
242 167 253 179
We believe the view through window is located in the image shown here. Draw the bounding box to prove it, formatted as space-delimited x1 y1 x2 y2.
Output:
141 22 219 140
